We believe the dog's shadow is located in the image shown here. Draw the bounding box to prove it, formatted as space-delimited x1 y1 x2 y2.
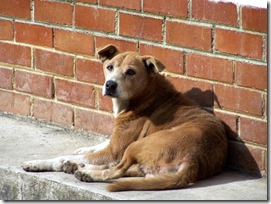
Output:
183 88 262 188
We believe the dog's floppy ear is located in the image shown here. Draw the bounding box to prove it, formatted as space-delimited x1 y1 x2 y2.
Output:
96 44 119 62
142 56 165 76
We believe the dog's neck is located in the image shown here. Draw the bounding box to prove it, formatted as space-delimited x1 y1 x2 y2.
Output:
112 98 129 118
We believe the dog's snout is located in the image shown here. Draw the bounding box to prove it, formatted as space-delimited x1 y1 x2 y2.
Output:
106 80 118 91
104 80 118 97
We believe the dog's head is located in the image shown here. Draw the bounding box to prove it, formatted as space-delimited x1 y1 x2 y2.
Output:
96 44 165 100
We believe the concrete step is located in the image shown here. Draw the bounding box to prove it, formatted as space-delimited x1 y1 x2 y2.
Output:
0 113 267 200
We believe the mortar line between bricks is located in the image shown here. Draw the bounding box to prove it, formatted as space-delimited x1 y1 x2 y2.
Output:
262 35 267 62
237 5 242 29
30 0 34 22
187 0 192 20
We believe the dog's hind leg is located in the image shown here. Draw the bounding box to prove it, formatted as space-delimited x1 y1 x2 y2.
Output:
74 150 136 182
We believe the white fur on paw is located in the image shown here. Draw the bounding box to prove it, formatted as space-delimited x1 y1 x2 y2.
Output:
23 160 49 172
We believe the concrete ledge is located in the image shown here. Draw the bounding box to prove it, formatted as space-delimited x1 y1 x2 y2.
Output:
0 113 267 200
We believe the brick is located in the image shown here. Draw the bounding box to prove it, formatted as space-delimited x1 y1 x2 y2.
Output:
0 67 13 90
54 29 94 55
97 88 113 112
167 76 213 107
192 0 237 26
35 49 74 77
227 141 263 175
214 85 262 116
0 0 30 19
15 70 53 98
33 98 74 126
215 29 263 59
15 23 53 47
55 79 95 108
119 13 163 42
75 0 97 3
240 117 267 145
99 0 140 10
242 7 267 33
0 42 31 66
214 111 238 140
143 0 187 18
235 62 267 91
186 54 233 83
76 58 104 84
75 5 115 32
0 20 13 40
75 109 114 135
96 37 137 53
0 90 30 116
35 0 73 25
140 44 184 74
166 21 212 51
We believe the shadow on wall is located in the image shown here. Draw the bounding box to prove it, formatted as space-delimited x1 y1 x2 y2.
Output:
184 87 261 177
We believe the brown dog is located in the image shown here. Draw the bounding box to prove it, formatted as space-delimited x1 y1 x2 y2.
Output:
23 44 228 192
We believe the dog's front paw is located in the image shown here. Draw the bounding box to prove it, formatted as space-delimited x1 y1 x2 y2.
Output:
23 160 46 172
63 160 85 174
74 169 95 182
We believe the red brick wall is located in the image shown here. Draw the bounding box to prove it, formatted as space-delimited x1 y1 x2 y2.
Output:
0 0 267 176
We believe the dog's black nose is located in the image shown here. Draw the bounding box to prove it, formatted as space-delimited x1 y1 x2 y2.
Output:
105 80 118 93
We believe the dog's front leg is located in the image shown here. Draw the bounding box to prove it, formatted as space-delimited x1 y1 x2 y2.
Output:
23 155 87 172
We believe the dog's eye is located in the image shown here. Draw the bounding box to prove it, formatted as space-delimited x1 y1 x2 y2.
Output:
107 65 114 71
126 69 136 76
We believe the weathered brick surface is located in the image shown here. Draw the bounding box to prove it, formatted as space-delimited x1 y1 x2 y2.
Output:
192 0 238 26
15 70 53 98
0 20 13 40
215 29 263 59
75 5 115 33
54 29 94 55
119 13 163 42
235 62 267 91
214 84 263 116
15 23 53 47
99 0 141 11
35 0 73 25
75 109 114 135
0 90 31 116
140 44 184 74
0 0 267 175
55 79 95 108
0 0 30 19
242 7 267 32
143 0 187 18
0 67 13 90
166 21 212 51
35 49 74 77
0 42 31 66
76 58 104 85
33 98 74 126
186 54 233 83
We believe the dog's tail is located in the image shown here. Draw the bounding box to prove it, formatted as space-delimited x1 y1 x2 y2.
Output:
106 162 198 192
